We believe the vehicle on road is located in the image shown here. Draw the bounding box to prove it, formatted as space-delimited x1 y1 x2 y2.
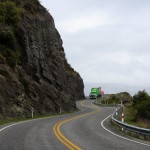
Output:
89 87 102 99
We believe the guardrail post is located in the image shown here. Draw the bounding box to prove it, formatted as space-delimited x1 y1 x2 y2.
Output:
112 106 150 139
60 107 62 115
121 113 124 123
115 109 118 116
121 113 124 131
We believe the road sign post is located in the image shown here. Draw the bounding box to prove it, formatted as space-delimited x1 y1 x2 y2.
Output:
31 107 33 118
115 109 118 116
60 107 62 115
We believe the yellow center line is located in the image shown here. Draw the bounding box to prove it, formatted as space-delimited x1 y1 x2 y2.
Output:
53 100 100 150
54 122 75 150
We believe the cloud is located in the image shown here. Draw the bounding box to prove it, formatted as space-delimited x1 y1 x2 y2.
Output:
41 0 150 95
59 11 109 33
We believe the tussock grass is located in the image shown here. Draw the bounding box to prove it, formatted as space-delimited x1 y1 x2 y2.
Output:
124 106 150 129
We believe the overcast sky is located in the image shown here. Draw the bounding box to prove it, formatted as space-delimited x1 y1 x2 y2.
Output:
41 0 150 95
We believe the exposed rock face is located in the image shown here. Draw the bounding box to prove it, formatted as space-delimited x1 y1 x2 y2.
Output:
0 0 85 119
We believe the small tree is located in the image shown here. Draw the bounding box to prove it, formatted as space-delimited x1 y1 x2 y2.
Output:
133 90 150 119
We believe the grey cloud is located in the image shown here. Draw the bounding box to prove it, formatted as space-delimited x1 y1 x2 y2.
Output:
41 0 150 95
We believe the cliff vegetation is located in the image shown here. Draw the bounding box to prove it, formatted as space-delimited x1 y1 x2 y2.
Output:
0 0 85 120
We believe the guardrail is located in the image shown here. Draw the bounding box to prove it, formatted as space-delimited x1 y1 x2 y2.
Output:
112 107 150 138
93 101 150 138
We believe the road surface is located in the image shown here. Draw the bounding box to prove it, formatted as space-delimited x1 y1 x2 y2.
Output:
0 99 150 150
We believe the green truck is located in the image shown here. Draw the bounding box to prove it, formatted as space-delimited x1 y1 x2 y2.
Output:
89 87 101 99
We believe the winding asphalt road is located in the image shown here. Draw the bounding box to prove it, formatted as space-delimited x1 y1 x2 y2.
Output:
0 99 150 150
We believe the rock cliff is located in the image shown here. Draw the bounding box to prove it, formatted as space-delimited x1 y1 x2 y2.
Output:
0 0 85 119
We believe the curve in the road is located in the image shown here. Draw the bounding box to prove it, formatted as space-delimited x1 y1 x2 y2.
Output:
101 114 150 147
53 101 100 150
1 100 150 150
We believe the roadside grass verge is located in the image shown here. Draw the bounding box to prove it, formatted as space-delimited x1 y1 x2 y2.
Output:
0 111 77 126
124 106 138 126
124 106 150 129
0 113 55 125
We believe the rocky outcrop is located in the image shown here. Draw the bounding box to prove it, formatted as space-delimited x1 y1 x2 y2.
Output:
0 0 85 119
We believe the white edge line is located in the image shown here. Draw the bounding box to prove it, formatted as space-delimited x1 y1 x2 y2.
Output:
0 122 24 132
101 114 150 147
0 116 55 133
0 106 85 133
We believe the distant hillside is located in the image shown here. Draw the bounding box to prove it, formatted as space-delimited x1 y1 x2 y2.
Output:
101 92 132 105
0 0 85 119
101 91 150 128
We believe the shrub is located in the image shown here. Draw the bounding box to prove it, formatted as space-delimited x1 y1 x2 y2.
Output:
133 90 150 119
136 100 150 118
0 1 21 29
0 1 21 69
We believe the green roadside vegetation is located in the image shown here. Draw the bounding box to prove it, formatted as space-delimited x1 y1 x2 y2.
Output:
0 109 78 126
0 114 56 125
100 92 132 105
125 90 150 128
100 91 150 128
124 106 138 126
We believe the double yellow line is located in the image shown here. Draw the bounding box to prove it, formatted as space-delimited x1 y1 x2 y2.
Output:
53 101 100 150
